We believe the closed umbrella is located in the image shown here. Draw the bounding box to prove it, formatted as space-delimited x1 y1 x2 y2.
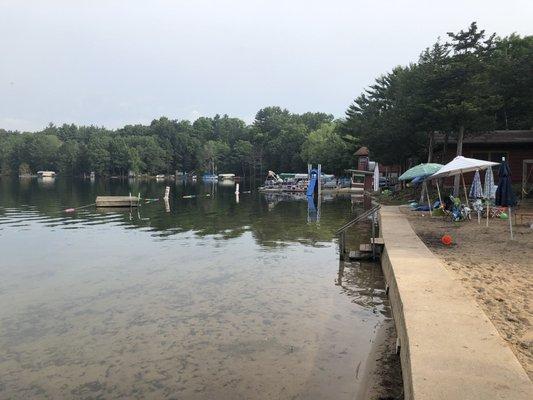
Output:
469 170 484 199
373 163 380 192
495 159 517 239
484 166 495 200
470 170 484 224
483 166 496 227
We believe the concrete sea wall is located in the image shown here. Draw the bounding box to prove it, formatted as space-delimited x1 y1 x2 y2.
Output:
379 206 532 400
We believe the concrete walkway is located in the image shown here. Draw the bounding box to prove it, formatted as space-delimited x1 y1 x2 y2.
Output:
380 206 532 400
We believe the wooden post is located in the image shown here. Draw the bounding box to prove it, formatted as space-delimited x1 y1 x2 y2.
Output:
453 126 464 196
339 231 345 260
420 132 435 203
523 160 527 201
371 211 376 260
318 164 322 198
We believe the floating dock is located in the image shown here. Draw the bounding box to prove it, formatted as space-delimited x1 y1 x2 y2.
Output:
95 196 139 207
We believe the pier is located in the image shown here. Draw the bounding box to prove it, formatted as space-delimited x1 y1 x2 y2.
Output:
95 196 140 207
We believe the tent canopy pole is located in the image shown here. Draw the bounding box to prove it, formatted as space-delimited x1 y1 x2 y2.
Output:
436 181 442 205
461 172 470 207
425 182 432 214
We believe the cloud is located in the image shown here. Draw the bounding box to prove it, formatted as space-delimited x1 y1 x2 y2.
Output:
1 0 532 130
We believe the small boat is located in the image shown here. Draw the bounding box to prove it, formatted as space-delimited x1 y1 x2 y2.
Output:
259 171 308 193
202 173 218 181
155 174 165 180
37 171 56 178
218 173 235 181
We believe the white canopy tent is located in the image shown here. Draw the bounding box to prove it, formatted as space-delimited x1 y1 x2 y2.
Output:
430 156 499 179
428 156 499 211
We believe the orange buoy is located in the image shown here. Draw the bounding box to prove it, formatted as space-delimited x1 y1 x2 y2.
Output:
441 235 452 246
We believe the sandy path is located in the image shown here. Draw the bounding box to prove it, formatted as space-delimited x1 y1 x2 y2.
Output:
402 207 532 379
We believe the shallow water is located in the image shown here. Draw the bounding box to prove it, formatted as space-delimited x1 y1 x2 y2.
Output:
0 178 391 399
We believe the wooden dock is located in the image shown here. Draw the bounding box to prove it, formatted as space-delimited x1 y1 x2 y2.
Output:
370 237 385 245
95 196 139 207
348 250 373 261
359 243 373 252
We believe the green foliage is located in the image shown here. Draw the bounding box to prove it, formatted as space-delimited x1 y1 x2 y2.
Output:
342 23 532 166
18 162 31 175
87 134 111 175
0 109 347 178
300 123 351 174
3 23 529 179
57 141 80 175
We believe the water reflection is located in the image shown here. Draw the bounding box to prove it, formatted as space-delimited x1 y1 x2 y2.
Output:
0 178 358 246
0 178 391 400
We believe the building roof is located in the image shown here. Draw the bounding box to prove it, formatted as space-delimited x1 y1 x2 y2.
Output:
354 146 369 156
435 130 533 144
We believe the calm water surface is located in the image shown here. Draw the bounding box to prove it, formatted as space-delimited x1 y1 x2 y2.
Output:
0 178 390 399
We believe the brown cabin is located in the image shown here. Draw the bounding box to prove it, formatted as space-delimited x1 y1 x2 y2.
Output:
434 130 533 184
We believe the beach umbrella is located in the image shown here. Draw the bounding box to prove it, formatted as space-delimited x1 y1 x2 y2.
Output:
373 163 380 192
483 167 496 227
469 170 484 224
399 163 443 181
430 156 499 207
469 170 484 199
495 159 517 239
430 156 499 179
483 166 495 200
399 163 442 210
411 174 430 186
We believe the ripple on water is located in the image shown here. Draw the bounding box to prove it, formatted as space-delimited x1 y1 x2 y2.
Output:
0 180 392 399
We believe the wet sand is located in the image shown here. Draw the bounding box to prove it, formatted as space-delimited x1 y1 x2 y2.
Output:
338 260 404 400
403 207 533 378
357 319 403 400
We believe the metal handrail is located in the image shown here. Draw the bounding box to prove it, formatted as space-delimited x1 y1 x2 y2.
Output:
335 204 381 235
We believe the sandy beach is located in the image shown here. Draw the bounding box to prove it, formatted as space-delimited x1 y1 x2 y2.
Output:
402 206 533 379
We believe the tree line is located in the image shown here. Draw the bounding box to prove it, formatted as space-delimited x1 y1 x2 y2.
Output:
1 23 531 182
342 23 533 175
0 109 353 178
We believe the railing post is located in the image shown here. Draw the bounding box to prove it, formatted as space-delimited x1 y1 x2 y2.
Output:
339 231 345 260
371 210 376 260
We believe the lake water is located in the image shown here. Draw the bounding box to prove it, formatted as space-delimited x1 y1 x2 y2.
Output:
0 178 392 399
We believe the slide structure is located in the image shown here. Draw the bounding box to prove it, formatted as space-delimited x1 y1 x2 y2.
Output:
306 176 317 196
306 169 319 197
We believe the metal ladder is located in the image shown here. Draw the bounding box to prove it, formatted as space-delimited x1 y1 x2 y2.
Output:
336 204 381 260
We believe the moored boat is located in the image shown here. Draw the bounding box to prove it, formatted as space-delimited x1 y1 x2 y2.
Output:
202 173 218 181
37 171 56 178
218 173 235 181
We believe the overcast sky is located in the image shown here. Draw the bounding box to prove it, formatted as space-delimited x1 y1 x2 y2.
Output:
1 0 532 131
